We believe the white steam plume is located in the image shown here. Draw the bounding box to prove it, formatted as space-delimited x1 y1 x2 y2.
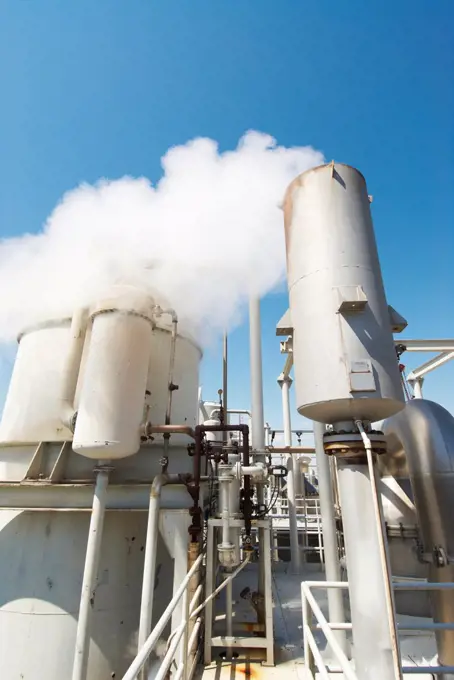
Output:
0 131 323 343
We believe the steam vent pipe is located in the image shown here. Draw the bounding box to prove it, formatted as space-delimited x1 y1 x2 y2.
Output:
384 399 454 674
283 162 405 680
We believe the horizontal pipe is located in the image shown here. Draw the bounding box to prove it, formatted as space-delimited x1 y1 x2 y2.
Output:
407 351 454 381
396 339 454 352
266 446 315 454
401 667 454 675
316 621 454 631
142 424 196 438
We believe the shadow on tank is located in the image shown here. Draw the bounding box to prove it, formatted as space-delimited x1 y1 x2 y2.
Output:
0 509 174 679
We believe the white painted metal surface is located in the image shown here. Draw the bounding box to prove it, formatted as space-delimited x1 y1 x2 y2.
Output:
73 290 156 459
0 508 175 679
0 320 75 443
145 326 201 430
283 162 404 424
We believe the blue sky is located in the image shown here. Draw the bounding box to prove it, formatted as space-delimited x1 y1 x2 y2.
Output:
1 1 453 433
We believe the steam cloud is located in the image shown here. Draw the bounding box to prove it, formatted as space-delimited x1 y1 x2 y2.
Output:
0 131 323 343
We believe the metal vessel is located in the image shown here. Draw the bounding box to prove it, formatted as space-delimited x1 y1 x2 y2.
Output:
0 164 453 680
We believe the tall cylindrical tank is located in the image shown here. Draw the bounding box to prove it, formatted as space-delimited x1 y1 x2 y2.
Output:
0 509 174 679
283 162 404 424
0 320 75 443
72 289 156 459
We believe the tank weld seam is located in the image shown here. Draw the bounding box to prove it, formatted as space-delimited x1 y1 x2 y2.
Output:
288 265 375 291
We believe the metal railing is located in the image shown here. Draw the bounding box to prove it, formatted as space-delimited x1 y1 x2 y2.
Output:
301 579 454 678
267 494 327 562
122 553 204 680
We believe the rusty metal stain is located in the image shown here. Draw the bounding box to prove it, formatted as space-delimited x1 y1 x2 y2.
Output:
235 663 259 679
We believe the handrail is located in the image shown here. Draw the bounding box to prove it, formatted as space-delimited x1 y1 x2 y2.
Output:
122 552 251 680
301 579 454 678
122 553 203 680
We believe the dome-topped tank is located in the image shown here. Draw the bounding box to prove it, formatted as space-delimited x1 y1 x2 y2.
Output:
283 162 404 424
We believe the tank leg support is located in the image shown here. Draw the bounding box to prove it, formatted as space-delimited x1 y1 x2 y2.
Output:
71 465 110 680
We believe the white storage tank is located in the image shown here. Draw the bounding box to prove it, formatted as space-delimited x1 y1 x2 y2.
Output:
283 162 404 424
0 320 75 443
145 324 201 431
72 288 156 459
0 509 174 679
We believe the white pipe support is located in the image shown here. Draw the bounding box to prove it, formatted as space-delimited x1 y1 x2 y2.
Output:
411 378 424 399
71 465 110 680
61 307 88 431
355 420 402 680
138 473 183 676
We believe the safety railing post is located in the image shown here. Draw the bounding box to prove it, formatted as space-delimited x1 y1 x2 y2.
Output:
301 584 314 675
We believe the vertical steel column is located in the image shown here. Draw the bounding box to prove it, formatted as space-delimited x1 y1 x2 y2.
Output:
279 373 301 573
223 334 228 422
313 422 347 653
71 466 110 680
249 297 266 611
413 378 424 399
337 459 402 680
249 298 265 450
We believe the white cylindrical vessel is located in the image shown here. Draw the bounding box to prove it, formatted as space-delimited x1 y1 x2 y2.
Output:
73 290 156 460
284 162 404 424
0 320 75 443
0 509 174 679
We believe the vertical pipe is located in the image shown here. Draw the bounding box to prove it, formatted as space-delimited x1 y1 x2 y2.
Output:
249 298 265 450
226 578 233 639
281 376 292 447
138 475 175 678
413 378 423 399
249 297 266 614
337 459 402 680
187 542 201 671
223 334 228 424
286 455 301 573
71 466 110 680
280 375 300 573
313 423 347 653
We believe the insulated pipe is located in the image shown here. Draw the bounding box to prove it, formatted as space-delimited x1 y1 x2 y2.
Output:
279 373 301 572
280 375 293 447
357 422 401 677
138 473 185 679
142 424 196 438
61 307 88 430
219 469 234 550
413 379 424 399
383 400 454 673
71 465 110 680
223 334 228 424
249 298 265 451
266 446 315 454
249 299 267 618
313 422 347 654
337 447 402 680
